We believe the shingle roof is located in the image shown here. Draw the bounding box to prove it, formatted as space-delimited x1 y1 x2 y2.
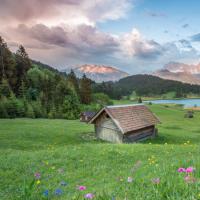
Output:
82 111 96 118
89 104 160 134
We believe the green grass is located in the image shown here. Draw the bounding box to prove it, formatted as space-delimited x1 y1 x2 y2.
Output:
0 105 200 200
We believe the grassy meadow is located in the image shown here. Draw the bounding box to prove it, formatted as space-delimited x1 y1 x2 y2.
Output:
0 104 200 199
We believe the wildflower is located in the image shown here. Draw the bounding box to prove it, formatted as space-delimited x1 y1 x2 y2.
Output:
178 167 186 173
34 172 41 179
58 168 64 173
186 167 195 173
36 180 41 185
78 186 86 191
60 181 68 186
127 177 133 183
184 175 196 183
43 190 49 197
151 178 160 184
84 193 94 199
54 188 63 196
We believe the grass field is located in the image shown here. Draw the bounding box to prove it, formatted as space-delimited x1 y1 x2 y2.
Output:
0 104 200 199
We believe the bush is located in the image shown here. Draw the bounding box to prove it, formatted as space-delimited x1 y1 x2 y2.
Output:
184 110 194 118
0 101 8 118
26 104 35 118
32 101 43 118
92 93 113 106
62 94 80 119
138 97 142 103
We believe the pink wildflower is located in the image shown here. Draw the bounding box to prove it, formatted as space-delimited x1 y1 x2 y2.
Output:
85 193 94 199
177 168 186 173
78 186 86 191
184 175 196 183
185 167 195 173
151 178 160 184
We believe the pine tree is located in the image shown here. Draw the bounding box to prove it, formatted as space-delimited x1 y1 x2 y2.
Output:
0 36 16 90
67 69 80 96
16 45 32 94
0 79 13 98
80 74 92 104
138 97 142 103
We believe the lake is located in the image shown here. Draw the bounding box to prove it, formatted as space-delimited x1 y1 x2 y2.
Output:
146 99 200 108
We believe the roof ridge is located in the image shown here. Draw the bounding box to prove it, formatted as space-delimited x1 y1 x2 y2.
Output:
106 104 144 108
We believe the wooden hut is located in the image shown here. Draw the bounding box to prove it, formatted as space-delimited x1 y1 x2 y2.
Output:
89 104 160 143
80 111 96 122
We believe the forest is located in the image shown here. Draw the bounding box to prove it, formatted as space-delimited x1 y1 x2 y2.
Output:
0 36 112 119
93 74 200 99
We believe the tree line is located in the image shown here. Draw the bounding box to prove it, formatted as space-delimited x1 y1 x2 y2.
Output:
0 36 112 119
92 74 200 99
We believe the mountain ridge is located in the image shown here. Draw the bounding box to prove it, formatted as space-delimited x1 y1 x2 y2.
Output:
64 64 129 82
153 62 200 85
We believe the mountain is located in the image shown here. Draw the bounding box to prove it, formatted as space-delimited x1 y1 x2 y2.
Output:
67 64 129 82
153 62 200 85
164 62 200 74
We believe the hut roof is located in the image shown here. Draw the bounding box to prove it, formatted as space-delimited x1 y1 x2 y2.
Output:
89 104 160 134
81 111 96 118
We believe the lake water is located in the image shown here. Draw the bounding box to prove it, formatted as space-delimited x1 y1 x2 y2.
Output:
146 99 200 108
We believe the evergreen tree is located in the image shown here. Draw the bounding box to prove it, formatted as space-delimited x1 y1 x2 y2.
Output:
80 74 92 104
0 79 13 98
138 97 142 103
62 93 80 119
67 69 80 96
15 45 32 94
0 36 16 90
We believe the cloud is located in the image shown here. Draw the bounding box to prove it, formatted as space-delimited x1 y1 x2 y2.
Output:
121 29 164 59
178 39 193 49
182 24 189 28
10 24 119 54
191 33 200 42
0 0 131 26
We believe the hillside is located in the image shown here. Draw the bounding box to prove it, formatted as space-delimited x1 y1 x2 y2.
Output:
65 64 129 82
93 74 200 99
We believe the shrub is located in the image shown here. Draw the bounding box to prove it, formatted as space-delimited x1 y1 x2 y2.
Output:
26 104 35 118
184 110 194 118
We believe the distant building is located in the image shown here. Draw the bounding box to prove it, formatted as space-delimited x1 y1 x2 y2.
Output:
80 111 96 122
89 104 160 143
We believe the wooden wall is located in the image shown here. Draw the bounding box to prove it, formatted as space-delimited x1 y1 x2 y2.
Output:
94 112 123 143
123 126 156 143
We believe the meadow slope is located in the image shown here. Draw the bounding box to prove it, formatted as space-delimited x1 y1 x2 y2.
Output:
0 105 200 200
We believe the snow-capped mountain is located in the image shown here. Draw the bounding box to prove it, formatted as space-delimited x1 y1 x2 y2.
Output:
68 64 129 82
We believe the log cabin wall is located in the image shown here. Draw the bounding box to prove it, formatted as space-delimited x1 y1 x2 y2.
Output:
94 112 123 143
123 126 155 143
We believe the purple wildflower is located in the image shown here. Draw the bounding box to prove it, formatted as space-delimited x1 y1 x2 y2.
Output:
34 172 41 179
84 193 94 199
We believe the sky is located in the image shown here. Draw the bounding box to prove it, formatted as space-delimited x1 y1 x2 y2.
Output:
1 0 200 74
